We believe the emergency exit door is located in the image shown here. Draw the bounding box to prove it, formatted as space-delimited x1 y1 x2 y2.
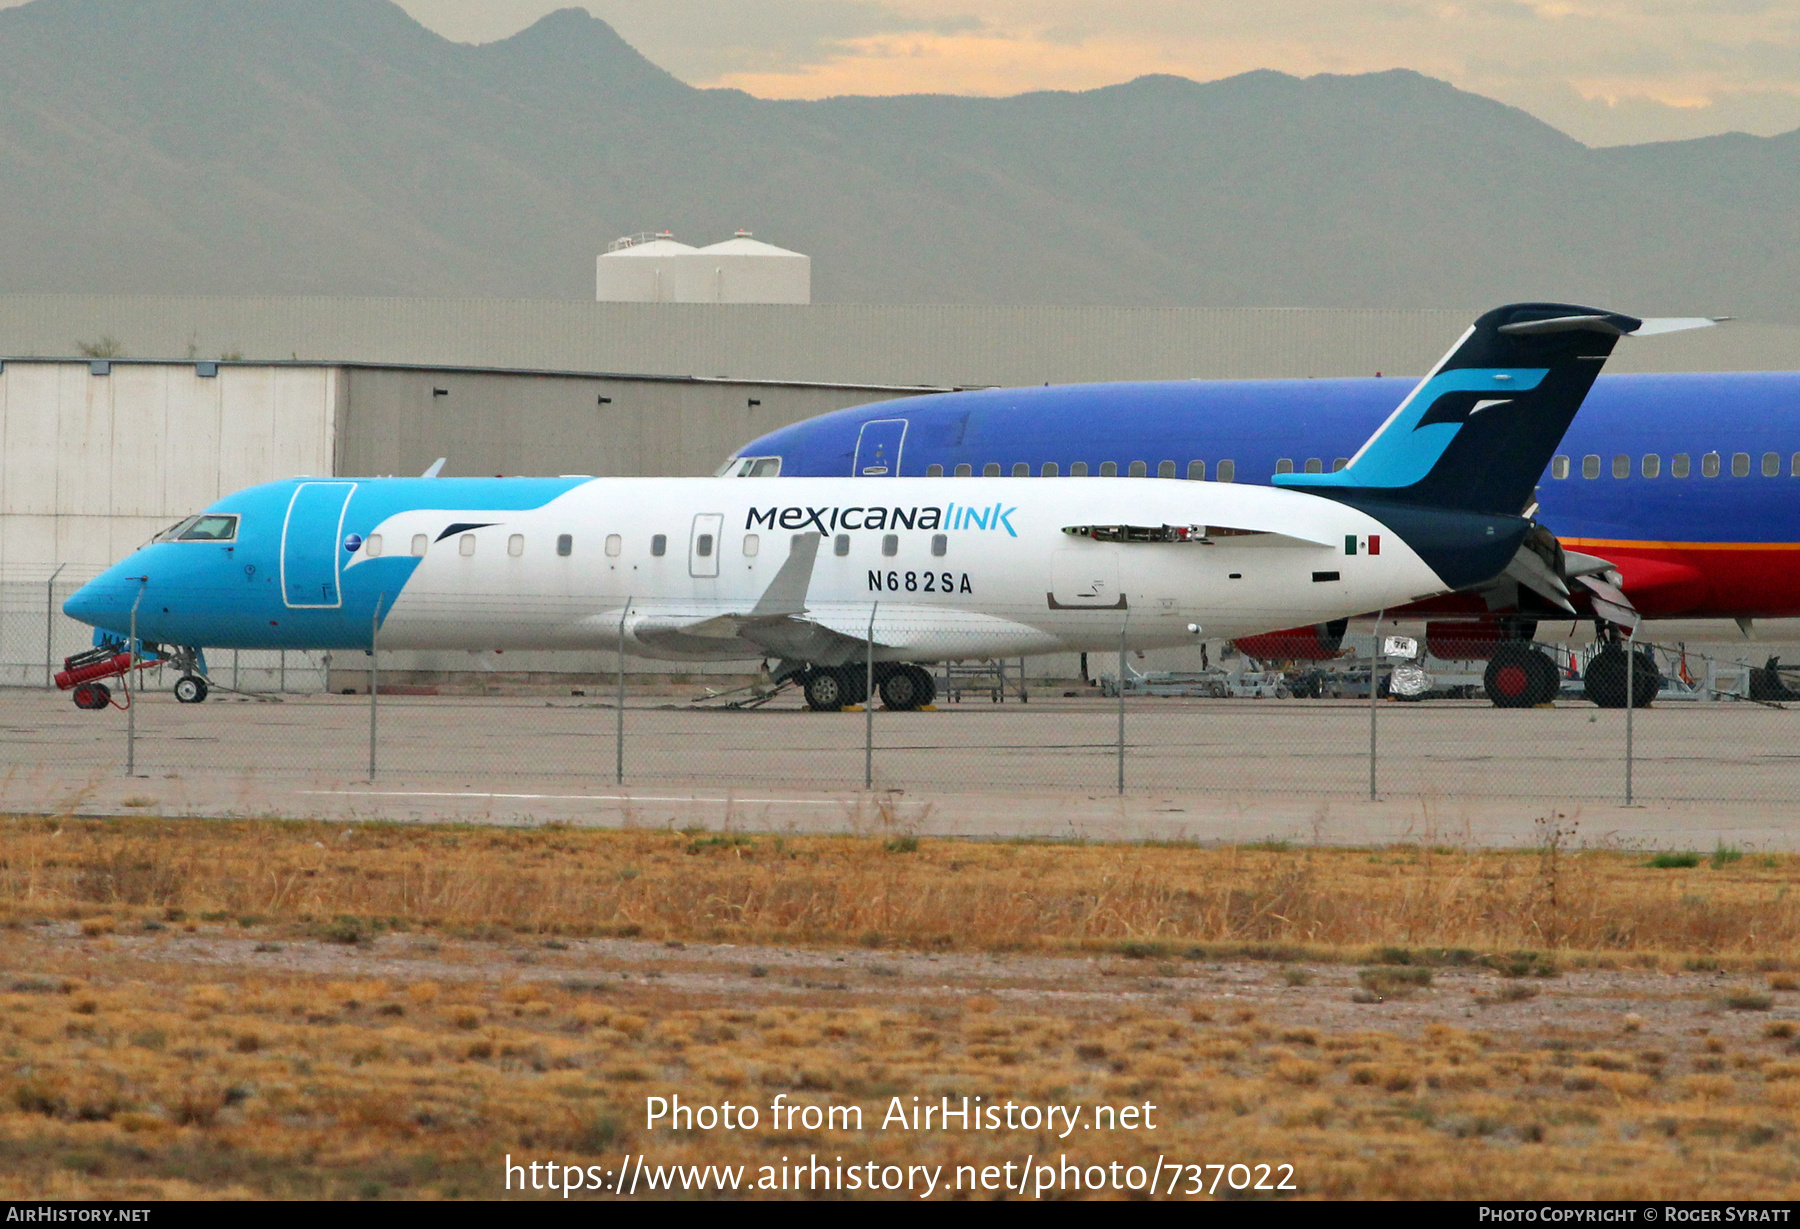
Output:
689 513 723 578
853 419 908 476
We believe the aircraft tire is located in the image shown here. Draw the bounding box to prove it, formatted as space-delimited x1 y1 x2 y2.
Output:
879 664 936 711
1584 646 1660 709
839 665 869 707
174 674 209 704
1484 643 1555 708
803 669 847 712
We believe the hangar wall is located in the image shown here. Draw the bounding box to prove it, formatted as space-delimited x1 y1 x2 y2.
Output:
335 367 921 482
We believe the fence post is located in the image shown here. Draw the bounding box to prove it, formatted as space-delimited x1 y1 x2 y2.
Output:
126 579 145 777
616 598 631 786
1117 611 1129 795
368 594 383 782
865 602 878 789
279 649 286 695
1625 627 1636 806
1369 609 1385 801
45 563 66 689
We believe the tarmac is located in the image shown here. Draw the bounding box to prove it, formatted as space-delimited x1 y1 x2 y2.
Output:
3 686 1796 850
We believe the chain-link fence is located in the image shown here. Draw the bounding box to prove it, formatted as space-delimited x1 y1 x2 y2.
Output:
4 591 1799 815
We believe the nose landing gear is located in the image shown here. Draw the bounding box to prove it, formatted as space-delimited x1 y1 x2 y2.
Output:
173 674 209 704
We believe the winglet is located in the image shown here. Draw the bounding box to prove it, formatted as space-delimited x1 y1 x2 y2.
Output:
750 532 822 617
421 458 447 479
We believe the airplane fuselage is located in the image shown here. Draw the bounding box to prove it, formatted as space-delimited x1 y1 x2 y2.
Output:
65 475 1498 662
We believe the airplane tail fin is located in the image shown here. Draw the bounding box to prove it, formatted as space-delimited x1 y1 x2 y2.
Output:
1273 303 1709 516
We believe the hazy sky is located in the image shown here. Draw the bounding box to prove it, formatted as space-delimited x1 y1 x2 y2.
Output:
398 3 1800 146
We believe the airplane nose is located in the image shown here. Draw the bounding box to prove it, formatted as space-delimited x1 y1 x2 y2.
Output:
63 571 143 634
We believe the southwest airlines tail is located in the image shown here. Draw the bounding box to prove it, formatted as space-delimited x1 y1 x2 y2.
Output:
1275 303 1657 516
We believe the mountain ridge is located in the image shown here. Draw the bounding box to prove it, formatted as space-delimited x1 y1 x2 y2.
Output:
0 0 1792 319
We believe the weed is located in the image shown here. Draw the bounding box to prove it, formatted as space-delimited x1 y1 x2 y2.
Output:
884 836 920 854
1713 844 1745 870
1282 967 1312 987
1650 853 1702 869
1358 967 1433 998
1716 991 1775 1012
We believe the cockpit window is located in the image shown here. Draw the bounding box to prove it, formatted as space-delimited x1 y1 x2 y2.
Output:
728 456 781 477
155 514 238 543
180 515 238 540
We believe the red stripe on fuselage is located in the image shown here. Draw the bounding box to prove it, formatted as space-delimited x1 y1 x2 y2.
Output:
1558 539 1800 619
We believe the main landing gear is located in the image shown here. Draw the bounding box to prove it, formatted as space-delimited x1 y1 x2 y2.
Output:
801 663 936 712
1583 643 1660 709
1483 643 1560 708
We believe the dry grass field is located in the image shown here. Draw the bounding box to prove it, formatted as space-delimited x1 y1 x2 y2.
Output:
2 814 1799 1200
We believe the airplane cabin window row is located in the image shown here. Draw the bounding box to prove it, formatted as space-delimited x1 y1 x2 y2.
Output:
922 460 1239 481
1551 451 1800 480
398 528 952 562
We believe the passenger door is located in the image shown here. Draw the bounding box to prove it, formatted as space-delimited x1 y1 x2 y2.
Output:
688 513 723 578
281 482 357 609
853 419 908 476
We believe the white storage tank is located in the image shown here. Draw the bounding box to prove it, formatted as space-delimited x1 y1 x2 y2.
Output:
595 231 810 304
595 232 699 303
682 232 811 304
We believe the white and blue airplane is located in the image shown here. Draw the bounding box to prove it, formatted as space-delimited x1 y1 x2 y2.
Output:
62 303 1647 711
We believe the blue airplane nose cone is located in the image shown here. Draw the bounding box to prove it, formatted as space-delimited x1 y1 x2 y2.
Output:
64 572 140 634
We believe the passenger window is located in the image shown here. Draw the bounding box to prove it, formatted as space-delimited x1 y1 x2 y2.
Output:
1792 453 1800 477
650 534 667 556
695 533 713 558
604 534 620 557
1642 455 1660 478
926 464 943 477
1764 452 1781 477
1041 462 1059 477
834 534 850 556
1733 452 1751 477
1070 462 1088 476
366 534 383 558
1099 462 1118 477
1158 460 1176 479
1672 454 1691 478
931 534 947 557
1582 455 1601 479
1128 461 1147 477
1187 460 1205 480
1304 458 1323 474
1217 460 1235 483
983 463 1001 477
411 533 428 557
1612 454 1629 479
1012 462 1029 477
1551 455 1569 479
743 533 759 557
1332 458 1349 472
459 533 476 556
953 463 972 477
882 534 898 557
1275 458 1294 475
1702 452 1721 477
507 534 524 557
